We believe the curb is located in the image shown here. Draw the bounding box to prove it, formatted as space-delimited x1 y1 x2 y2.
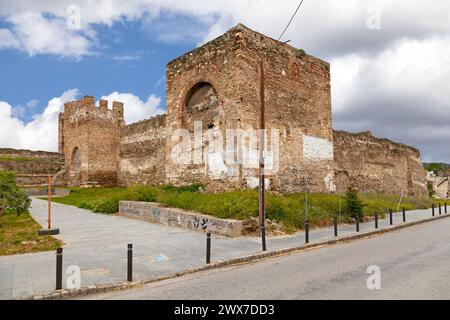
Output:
19 212 450 300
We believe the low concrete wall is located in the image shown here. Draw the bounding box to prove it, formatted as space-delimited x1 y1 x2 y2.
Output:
119 201 243 237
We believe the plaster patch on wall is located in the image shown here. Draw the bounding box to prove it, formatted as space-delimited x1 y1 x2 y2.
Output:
246 177 270 189
324 172 336 192
303 135 334 161
206 151 228 179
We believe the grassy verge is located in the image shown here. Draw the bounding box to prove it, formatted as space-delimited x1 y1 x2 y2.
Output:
46 185 442 233
0 214 62 256
0 155 64 163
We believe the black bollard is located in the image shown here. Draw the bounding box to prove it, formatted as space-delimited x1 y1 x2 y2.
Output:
206 232 211 264
432 204 435 216
446 203 448 214
389 209 393 225
261 224 266 252
355 215 360 232
56 248 63 290
375 212 378 229
402 208 406 222
305 220 309 244
439 203 442 215
127 244 133 282
333 215 338 237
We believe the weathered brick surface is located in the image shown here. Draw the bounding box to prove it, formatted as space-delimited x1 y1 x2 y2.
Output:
165 23 334 193
333 130 427 196
0 148 64 186
118 115 166 185
55 24 428 196
427 175 449 198
59 97 124 187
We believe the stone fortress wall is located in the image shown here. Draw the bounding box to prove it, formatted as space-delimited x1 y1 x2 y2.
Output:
165 23 334 193
0 148 64 186
54 24 428 196
58 96 125 187
118 114 167 186
333 131 427 196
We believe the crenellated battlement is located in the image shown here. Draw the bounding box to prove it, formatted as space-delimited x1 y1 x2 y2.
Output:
62 95 124 121
54 24 427 195
58 95 124 187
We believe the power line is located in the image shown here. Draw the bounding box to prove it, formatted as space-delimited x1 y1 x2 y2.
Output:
277 0 305 41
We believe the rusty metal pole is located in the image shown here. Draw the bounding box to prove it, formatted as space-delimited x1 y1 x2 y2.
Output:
48 175 51 229
38 174 59 236
259 58 266 251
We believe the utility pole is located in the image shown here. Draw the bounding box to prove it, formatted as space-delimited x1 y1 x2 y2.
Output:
257 40 290 252
258 58 266 251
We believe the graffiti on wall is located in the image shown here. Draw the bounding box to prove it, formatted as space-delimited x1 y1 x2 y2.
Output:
119 201 242 237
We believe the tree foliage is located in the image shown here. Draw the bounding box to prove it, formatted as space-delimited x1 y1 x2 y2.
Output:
424 162 448 173
427 181 436 198
344 187 364 219
0 171 31 215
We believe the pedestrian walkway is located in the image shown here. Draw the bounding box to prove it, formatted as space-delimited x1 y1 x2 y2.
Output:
0 198 444 299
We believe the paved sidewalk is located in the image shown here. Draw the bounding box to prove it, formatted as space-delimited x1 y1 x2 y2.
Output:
0 198 443 299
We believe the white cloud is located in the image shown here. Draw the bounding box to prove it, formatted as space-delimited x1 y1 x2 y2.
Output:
0 102 23 149
5 12 93 58
0 89 163 151
0 89 78 152
25 99 39 108
11 104 26 119
112 54 142 61
0 28 20 49
1 0 450 59
331 36 450 161
100 92 163 124
1 0 450 161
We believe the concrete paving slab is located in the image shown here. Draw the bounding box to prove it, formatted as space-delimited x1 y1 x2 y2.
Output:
0 197 443 299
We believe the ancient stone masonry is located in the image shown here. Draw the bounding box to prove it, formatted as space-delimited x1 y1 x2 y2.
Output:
427 172 449 199
333 131 427 196
165 23 333 193
0 148 65 186
59 96 125 187
118 115 166 186
55 23 428 196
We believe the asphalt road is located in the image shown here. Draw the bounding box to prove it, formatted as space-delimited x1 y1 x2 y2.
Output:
80 216 450 300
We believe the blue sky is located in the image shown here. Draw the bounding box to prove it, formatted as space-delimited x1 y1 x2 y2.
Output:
0 15 208 122
0 0 449 162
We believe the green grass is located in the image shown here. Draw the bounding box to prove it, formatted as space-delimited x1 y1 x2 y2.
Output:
0 155 64 163
0 213 62 255
46 185 442 233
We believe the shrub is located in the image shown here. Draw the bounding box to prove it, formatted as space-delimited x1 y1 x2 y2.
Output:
50 183 437 233
127 185 157 202
427 181 436 198
266 195 301 232
344 187 364 219
90 197 119 214
0 171 31 215
159 183 203 193
297 48 306 58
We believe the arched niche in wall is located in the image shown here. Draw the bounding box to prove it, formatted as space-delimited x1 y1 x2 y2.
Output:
183 82 219 129
70 147 81 187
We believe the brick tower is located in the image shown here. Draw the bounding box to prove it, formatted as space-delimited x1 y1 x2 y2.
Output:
58 96 125 187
